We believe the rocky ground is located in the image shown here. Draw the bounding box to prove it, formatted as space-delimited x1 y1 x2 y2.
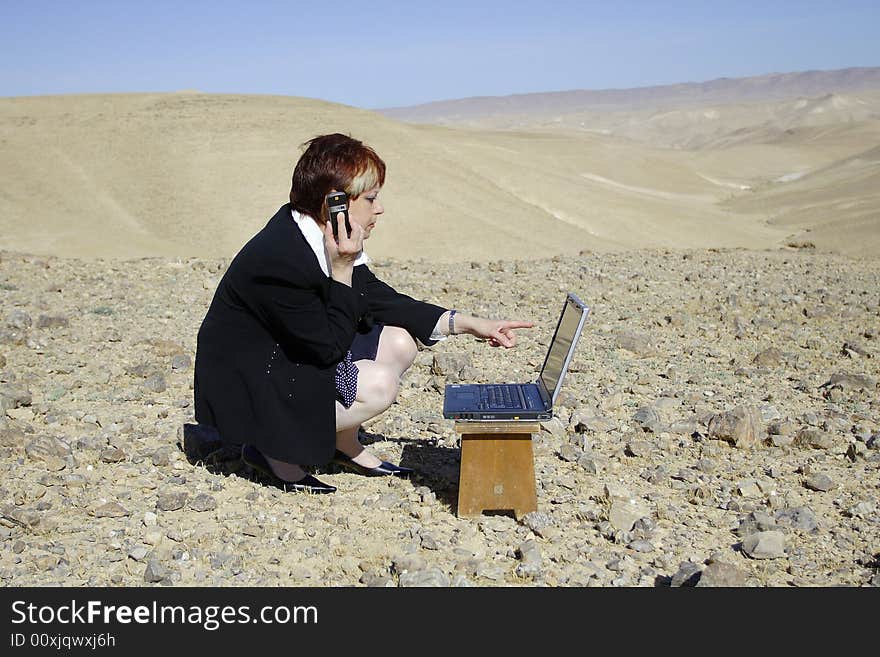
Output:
0 247 878 587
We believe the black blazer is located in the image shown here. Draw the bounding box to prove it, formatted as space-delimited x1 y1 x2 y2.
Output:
194 204 446 465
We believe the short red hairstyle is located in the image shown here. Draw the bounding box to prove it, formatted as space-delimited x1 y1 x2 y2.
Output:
289 133 386 223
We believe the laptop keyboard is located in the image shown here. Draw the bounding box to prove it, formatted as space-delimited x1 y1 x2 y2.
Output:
480 385 523 409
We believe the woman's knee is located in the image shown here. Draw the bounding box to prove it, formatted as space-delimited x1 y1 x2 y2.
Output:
361 363 400 409
379 326 418 369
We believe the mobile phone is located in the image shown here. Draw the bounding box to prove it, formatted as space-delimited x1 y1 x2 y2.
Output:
325 191 351 241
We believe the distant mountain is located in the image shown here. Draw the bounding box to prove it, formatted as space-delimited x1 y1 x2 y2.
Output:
378 67 880 123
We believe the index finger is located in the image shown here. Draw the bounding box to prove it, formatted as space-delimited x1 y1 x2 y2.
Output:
491 329 516 348
501 320 535 329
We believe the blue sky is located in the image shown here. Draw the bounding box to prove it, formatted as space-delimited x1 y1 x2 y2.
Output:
2 0 878 108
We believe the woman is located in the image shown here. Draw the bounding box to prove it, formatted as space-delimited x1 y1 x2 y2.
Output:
194 133 533 493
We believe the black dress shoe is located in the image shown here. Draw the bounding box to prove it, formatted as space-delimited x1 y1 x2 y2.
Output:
241 445 336 494
332 450 414 477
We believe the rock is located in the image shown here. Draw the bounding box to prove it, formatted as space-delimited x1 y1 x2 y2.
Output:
517 539 542 564
768 433 796 447
25 436 72 463
398 568 450 587
75 434 108 451
171 354 192 370
125 363 155 378
737 480 763 498
557 443 581 462
758 404 782 423
775 507 819 532
608 498 648 533
846 442 868 461
92 502 129 518
842 341 871 358
391 555 426 575
34 554 60 571
360 571 394 587
242 524 262 537
735 511 777 537
670 561 702 587
540 416 567 440
100 446 126 463
803 473 837 492
626 439 653 457
768 420 797 436
143 375 167 393
520 511 553 537
821 373 876 391
2 505 42 529
574 415 617 433
141 339 186 356
431 353 470 380
615 330 655 356
696 561 750 587
515 539 543 578
189 493 217 512
144 560 167 583
628 539 654 553
36 315 70 329
151 449 173 467
0 327 27 345
577 454 598 473
708 405 763 448
0 385 32 413
753 347 783 367
6 310 32 330
794 428 834 450
5 407 34 422
633 406 662 433
741 531 787 559
846 501 876 518
128 546 150 562
156 492 188 512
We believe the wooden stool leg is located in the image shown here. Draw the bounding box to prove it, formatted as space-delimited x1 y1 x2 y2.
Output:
457 434 537 519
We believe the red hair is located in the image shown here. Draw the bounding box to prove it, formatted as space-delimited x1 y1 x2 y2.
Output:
289 133 386 223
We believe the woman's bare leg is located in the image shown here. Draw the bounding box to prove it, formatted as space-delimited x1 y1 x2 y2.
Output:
374 326 418 376
336 327 418 466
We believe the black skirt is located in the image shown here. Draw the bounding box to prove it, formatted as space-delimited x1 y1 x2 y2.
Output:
350 322 383 362
335 323 384 406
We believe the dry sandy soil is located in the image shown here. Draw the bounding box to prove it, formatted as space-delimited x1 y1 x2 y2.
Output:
2 69 879 261
1 70 878 587
0 248 878 587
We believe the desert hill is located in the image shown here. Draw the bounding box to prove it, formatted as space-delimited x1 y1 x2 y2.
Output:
1 68 879 260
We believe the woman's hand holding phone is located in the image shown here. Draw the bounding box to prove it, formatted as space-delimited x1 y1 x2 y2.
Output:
323 213 364 287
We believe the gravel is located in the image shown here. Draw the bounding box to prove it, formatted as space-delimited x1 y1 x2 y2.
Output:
0 249 878 587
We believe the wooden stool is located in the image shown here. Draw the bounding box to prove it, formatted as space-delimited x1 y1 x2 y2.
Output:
455 421 539 520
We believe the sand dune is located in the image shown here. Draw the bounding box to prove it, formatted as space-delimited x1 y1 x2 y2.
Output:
1 78 878 260
724 144 880 255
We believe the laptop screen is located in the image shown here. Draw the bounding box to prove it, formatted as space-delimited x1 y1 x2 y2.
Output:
539 293 589 404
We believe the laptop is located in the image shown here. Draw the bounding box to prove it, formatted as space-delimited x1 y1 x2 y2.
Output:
442 292 589 421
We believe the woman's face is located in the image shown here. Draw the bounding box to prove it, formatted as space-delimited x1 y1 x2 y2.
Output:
347 186 383 239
